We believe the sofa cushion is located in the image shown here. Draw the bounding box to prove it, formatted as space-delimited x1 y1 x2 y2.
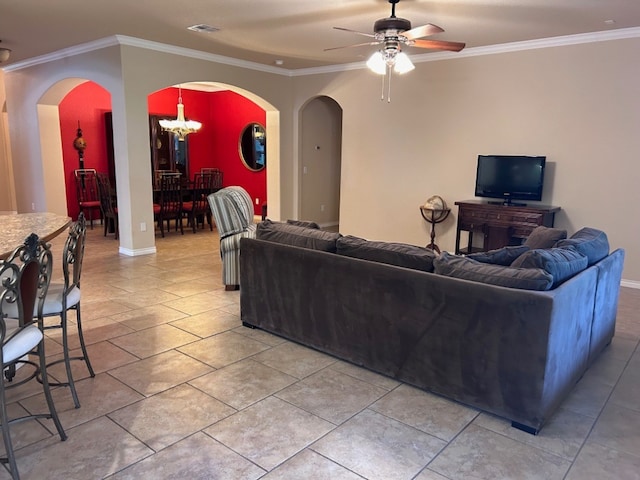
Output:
555 227 609 266
337 235 437 272
466 245 530 266
524 226 567 249
256 219 341 252
286 219 320 229
434 252 553 290
511 247 588 287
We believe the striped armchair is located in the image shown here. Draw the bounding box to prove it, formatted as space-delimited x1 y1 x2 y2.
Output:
207 186 257 290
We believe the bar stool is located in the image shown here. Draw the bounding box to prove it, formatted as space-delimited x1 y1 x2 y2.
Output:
1 234 67 479
40 213 95 408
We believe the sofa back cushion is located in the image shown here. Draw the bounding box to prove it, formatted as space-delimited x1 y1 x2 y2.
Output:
286 219 320 229
555 227 609 266
524 226 567 249
511 247 588 287
256 220 341 252
434 252 553 290
466 245 530 266
337 235 436 272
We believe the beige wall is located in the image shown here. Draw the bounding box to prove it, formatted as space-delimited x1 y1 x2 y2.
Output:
1 35 639 284
292 38 640 285
0 70 16 213
2 43 293 255
299 96 342 225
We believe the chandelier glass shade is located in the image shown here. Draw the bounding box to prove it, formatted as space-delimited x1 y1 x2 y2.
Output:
159 87 202 141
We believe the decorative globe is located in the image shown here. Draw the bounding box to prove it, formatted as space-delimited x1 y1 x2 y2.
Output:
422 195 448 222
423 195 447 210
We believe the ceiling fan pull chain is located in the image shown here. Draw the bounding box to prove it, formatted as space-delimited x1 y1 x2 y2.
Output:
387 66 392 103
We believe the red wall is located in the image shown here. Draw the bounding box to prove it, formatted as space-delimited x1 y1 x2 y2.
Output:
60 83 267 219
148 88 267 215
59 81 112 220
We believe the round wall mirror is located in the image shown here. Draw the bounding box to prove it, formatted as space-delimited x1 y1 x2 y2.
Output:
239 123 266 171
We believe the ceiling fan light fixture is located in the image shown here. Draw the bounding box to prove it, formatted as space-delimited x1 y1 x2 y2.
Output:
0 45 11 63
393 51 415 74
366 51 387 75
159 86 202 141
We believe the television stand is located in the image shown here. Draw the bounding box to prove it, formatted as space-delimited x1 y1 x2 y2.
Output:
487 200 527 207
454 200 561 254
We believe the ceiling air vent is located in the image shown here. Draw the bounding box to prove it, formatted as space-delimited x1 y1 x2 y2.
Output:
187 24 220 33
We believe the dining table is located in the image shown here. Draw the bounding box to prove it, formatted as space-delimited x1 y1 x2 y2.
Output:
0 212 72 260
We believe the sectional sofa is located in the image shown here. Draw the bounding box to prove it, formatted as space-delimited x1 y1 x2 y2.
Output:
239 221 625 434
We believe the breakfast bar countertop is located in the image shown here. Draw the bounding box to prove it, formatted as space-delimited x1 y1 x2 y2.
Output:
0 212 71 259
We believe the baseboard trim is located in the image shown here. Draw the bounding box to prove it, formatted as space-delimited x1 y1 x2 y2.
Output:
621 279 640 290
118 246 157 256
319 221 339 229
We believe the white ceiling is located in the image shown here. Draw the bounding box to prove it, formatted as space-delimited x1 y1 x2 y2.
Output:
2 0 640 70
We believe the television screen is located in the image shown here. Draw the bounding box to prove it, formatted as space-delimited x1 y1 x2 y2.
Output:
475 155 546 205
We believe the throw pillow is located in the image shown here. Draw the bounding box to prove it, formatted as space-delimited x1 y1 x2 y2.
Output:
466 245 530 266
256 219 341 252
555 227 609 266
524 226 567 249
511 247 588 287
337 235 437 272
286 219 320 229
434 252 553 291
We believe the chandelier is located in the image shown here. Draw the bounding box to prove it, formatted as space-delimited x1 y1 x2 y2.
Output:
159 86 202 141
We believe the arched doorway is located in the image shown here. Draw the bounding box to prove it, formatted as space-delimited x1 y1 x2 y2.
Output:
299 96 342 228
31 78 280 255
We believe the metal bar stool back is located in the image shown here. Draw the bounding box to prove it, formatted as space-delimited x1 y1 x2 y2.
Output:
1 234 66 479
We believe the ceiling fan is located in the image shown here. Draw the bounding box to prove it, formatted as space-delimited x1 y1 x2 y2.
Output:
327 0 465 76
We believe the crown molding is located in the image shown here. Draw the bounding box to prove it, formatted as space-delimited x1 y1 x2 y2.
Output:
1 35 290 75
114 35 288 75
2 37 120 72
3 27 640 76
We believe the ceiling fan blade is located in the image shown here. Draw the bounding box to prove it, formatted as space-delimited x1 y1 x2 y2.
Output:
333 26 376 38
324 41 381 52
412 39 466 52
402 23 444 40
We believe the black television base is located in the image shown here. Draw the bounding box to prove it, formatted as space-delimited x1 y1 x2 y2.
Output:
487 200 527 207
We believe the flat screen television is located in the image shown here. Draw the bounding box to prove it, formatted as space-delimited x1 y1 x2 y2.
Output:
474 155 546 206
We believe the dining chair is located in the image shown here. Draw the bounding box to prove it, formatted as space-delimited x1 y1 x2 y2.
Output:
201 168 224 191
1 234 67 480
207 186 256 290
182 173 214 233
74 169 101 229
154 169 173 190
155 173 184 237
96 172 119 240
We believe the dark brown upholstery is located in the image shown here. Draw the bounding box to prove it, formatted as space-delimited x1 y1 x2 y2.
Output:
239 237 624 434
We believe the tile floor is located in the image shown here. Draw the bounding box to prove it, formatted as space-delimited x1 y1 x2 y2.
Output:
2 224 640 479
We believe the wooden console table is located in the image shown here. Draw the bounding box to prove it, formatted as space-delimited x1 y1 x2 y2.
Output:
454 200 560 254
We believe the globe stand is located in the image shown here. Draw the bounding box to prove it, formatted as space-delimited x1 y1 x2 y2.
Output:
420 206 451 253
